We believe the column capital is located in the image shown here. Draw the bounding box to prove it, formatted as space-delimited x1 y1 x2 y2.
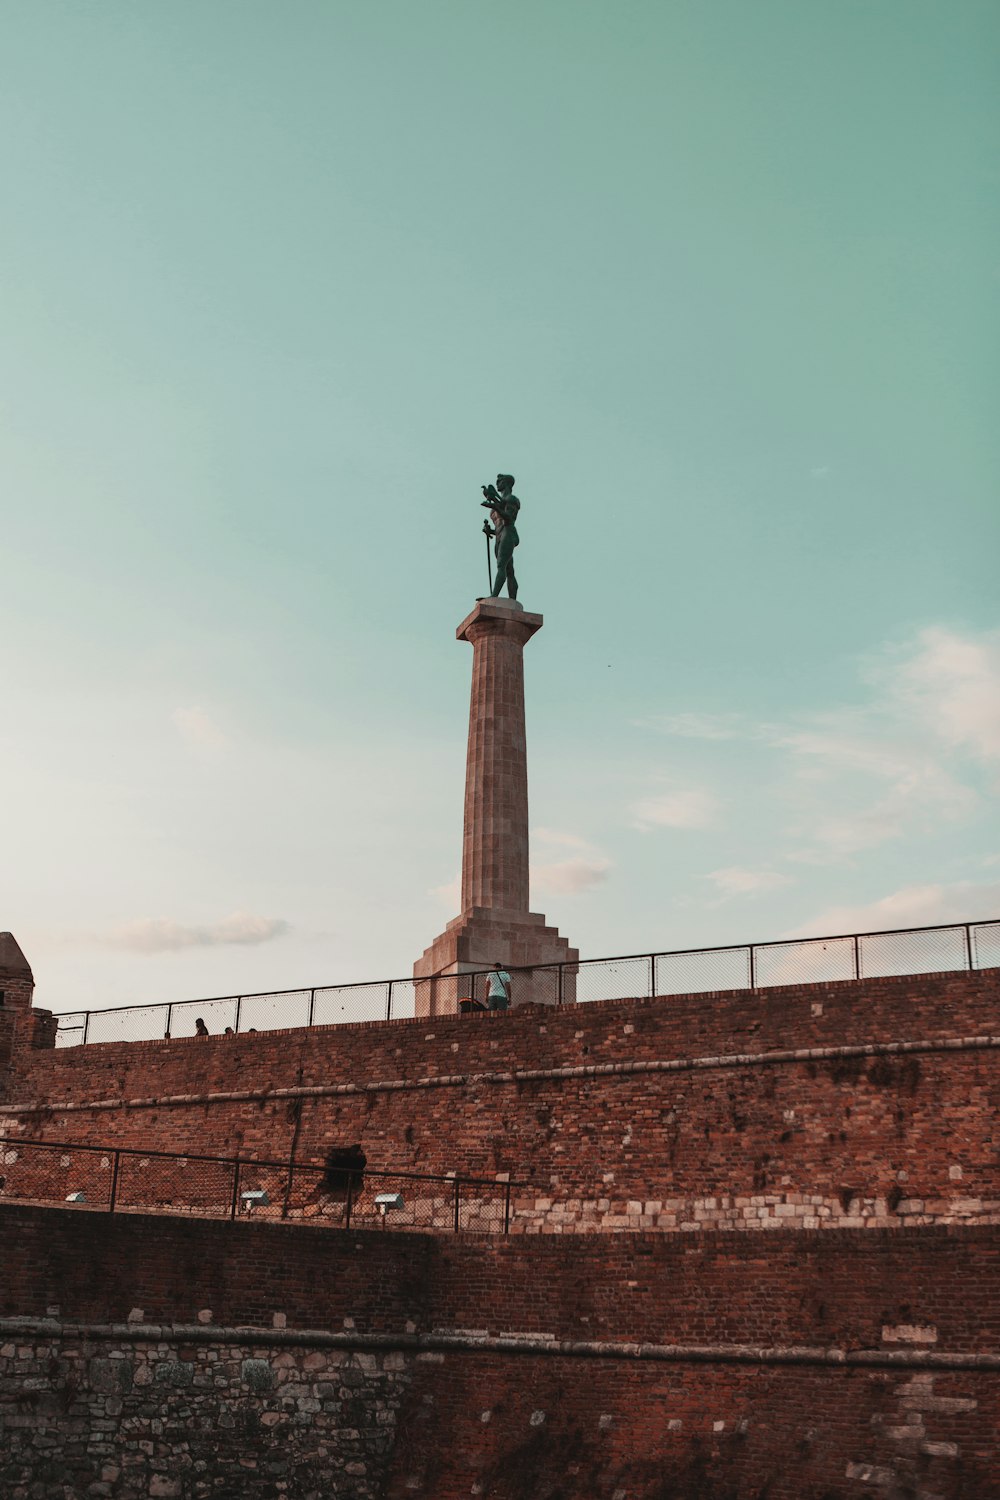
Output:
456 598 543 646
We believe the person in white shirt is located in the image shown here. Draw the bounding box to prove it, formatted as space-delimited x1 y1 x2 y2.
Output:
487 962 512 1012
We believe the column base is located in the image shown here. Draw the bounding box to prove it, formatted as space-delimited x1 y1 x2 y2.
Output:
413 909 579 1017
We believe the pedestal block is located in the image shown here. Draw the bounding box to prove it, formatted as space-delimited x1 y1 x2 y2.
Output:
414 600 577 1016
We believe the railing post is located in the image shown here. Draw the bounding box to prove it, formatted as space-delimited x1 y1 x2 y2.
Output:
557 964 564 1007
853 934 861 980
235 996 243 1034
108 1150 120 1213
345 1174 354 1229
453 1177 461 1233
308 989 316 1027
281 1163 294 1221
503 1181 512 1235
964 924 974 970
229 1159 241 1220
648 954 655 998
385 982 393 1022
748 945 756 989
165 1004 173 1039
82 1011 91 1046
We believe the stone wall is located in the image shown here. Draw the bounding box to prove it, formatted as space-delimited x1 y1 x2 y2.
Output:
1 1205 998 1499
2 970 998 1235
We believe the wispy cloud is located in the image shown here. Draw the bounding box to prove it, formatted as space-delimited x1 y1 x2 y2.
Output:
636 712 747 741
429 875 460 910
631 788 720 831
786 880 1000 939
777 725 975 859
94 912 290 954
532 828 612 896
532 857 611 895
882 626 1000 767
705 866 792 897
171 706 228 752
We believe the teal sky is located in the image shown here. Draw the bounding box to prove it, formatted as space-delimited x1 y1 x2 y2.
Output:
2 1 997 1014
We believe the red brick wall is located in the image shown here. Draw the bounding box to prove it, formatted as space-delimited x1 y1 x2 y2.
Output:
2 1205 998 1498
2 1205 997 1349
3 970 998 1233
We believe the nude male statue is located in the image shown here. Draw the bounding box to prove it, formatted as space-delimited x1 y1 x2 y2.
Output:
480 473 520 600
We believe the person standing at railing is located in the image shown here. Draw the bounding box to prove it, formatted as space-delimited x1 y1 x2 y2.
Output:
195 1017 209 1037
487 962 512 1011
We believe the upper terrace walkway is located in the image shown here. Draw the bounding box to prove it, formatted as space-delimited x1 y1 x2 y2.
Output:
50 918 1000 1046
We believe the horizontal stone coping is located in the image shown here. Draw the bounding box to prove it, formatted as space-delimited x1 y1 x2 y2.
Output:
1 1316 997 1371
4 1033 997 1116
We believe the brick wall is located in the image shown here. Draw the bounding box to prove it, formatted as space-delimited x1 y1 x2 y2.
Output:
3 969 998 1234
1 1205 997 1498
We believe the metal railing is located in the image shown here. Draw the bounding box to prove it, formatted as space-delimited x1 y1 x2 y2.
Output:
49 918 1000 1048
0 1136 518 1235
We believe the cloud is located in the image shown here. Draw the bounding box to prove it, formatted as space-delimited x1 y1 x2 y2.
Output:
776 725 975 858
429 876 461 910
770 625 998 861
96 912 290 954
531 827 593 850
786 880 1000 939
705 867 792 897
884 626 1000 766
532 829 613 894
637 712 746 741
172 706 228 751
632 789 720 831
532 857 611 895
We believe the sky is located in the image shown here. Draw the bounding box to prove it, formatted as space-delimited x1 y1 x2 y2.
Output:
1 1 997 1017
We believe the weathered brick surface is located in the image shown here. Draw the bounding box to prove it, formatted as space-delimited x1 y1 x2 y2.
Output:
1 1207 998 1498
3 970 997 1234
2 1207 998 1355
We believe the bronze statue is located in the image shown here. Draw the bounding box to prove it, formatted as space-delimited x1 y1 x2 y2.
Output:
480 473 520 600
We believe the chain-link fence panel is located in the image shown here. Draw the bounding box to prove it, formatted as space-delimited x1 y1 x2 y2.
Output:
84 1003 174 1045
573 956 653 1005
0 1140 112 1209
237 989 311 1033
971 921 1000 970
348 1171 452 1232
455 1177 510 1233
167 997 239 1040
654 947 752 996
312 982 391 1027
859 925 968 979
752 936 857 988
464 965 562 1009
231 1160 293 1221
387 979 417 1021
53 1012 87 1048
409 972 464 1018
111 1152 236 1217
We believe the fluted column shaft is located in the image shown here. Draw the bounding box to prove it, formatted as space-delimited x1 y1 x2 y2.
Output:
458 605 542 915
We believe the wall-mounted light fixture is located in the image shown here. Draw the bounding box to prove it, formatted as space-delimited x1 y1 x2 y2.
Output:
374 1192 404 1221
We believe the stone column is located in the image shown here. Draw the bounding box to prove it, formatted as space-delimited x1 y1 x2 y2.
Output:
460 600 537 914
414 600 577 1016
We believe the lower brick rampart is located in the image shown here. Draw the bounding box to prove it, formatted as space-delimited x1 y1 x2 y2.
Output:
1 1206 997 1498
